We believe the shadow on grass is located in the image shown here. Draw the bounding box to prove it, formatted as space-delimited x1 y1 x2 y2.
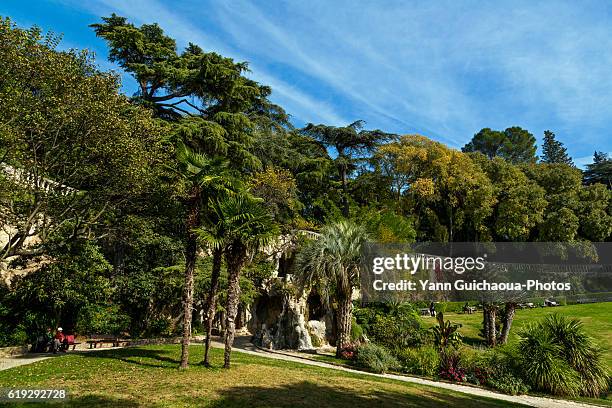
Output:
76 347 182 369
198 381 527 408
462 336 486 347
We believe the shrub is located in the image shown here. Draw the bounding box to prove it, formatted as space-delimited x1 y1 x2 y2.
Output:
543 314 609 397
339 344 357 360
431 312 462 350
395 345 439 376
439 349 465 382
518 322 582 396
350 317 364 342
460 347 491 385
76 304 130 335
369 313 428 349
356 343 399 374
517 315 610 397
487 371 531 395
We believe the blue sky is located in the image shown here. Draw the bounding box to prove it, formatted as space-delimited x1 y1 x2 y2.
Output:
2 0 612 166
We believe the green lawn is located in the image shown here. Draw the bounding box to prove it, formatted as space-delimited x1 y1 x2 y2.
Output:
0 345 528 408
423 302 612 368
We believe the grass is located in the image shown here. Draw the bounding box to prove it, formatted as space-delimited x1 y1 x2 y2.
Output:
0 345 529 408
422 302 612 368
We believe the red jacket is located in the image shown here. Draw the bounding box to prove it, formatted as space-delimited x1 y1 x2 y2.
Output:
54 332 65 342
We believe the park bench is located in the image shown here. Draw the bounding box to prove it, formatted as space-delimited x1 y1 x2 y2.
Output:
419 308 430 316
462 306 476 314
62 335 80 351
86 334 130 349
518 302 535 309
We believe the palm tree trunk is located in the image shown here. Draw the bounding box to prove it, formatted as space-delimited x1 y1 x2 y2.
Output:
223 244 247 369
498 302 516 345
335 296 353 357
483 303 497 347
203 248 222 366
180 186 201 370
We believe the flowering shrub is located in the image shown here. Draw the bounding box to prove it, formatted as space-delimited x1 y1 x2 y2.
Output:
465 367 489 385
339 344 357 360
439 350 465 382
440 366 466 382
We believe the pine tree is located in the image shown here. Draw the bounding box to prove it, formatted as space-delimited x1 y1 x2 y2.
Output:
584 151 612 188
541 130 574 165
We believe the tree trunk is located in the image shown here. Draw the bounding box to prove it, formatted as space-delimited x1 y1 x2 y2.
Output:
483 303 497 347
203 248 222 366
179 186 201 370
339 165 349 218
499 302 516 345
335 296 353 357
223 243 247 369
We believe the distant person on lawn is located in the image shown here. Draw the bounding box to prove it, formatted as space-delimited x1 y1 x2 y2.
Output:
429 301 436 317
52 327 66 353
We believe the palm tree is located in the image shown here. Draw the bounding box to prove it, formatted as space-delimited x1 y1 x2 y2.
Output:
174 143 238 369
295 220 368 356
196 198 233 367
200 195 278 368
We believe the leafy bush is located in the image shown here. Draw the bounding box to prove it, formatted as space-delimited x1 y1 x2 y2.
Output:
431 312 462 350
439 349 465 382
368 312 428 349
460 346 530 394
487 371 531 395
350 317 364 342
395 345 439 376
438 341 533 393
76 304 130 335
339 344 357 360
543 314 609 397
518 320 582 396
516 315 610 397
356 343 399 374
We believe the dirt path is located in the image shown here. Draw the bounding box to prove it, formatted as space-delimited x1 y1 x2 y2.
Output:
211 337 602 408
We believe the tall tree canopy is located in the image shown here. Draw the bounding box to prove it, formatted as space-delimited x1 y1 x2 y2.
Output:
584 151 612 188
92 13 287 369
0 17 164 266
541 130 573 165
302 120 396 217
462 127 537 164
378 135 496 242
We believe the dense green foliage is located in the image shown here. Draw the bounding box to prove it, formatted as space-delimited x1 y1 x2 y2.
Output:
542 130 574 165
355 342 400 374
0 13 610 400
462 127 537 164
517 314 609 397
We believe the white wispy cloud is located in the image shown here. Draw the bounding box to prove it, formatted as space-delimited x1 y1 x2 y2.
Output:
54 0 349 125
52 0 612 158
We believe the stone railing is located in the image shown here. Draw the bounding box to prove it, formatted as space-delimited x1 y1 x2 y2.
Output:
0 163 76 196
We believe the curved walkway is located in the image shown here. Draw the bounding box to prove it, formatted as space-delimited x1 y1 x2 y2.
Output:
2 339 604 408
0 345 126 371
212 337 603 408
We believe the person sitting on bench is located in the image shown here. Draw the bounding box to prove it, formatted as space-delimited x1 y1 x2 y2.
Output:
51 327 66 354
